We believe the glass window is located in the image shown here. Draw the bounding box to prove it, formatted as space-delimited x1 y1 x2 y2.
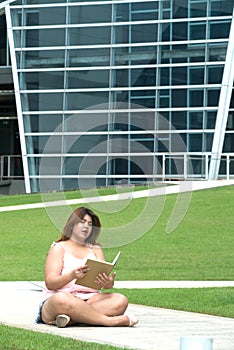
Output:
131 24 158 43
30 157 62 177
131 1 159 21
206 111 217 129
172 89 187 107
112 46 157 66
0 15 7 66
209 21 231 39
131 68 156 87
170 45 188 64
68 4 111 24
18 7 66 26
189 67 204 85
173 0 188 19
109 135 129 154
130 156 154 174
21 71 64 90
69 26 111 46
171 133 187 151
207 66 224 84
172 67 188 85
205 133 214 151
171 111 186 130
23 114 63 133
223 133 234 152
209 0 234 16
188 133 202 152
160 22 171 41
189 111 203 129
67 48 110 67
172 22 187 41
130 135 154 153
115 3 130 22
64 113 108 132
131 90 156 108
16 28 66 48
189 89 204 107
159 67 170 86
131 111 155 131
63 134 107 153
190 1 207 18
21 92 64 111
207 43 227 62
26 135 63 154
230 91 234 109
188 44 205 63
16 50 65 69
112 69 129 88
66 91 109 110
67 70 109 89
190 22 206 40
26 0 65 4
114 25 129 44
207 89 220 107
63 156 107 176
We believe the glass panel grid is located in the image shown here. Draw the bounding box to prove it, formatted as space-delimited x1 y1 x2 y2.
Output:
6 0 234 191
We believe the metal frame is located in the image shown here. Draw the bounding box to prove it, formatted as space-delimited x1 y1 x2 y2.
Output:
5 4 31 192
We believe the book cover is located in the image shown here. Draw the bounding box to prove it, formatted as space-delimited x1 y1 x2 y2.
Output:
75 251 121 290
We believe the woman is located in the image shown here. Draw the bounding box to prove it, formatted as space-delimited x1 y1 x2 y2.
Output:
36 206 138 327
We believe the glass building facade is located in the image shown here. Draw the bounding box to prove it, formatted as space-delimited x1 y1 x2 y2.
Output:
1 0 234 193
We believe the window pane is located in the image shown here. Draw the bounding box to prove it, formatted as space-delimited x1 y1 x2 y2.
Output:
16 50 65 69
67 70 109 89
67 48 110 67
190 23 206 40
209 21 231 39
21 71 64 90
69 5 111 24
69 27 111 45
207 66 224 84
23 114 63 132
190 67 204 85
66 91 108 110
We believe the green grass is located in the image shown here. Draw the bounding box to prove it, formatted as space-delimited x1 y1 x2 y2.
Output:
1 185 233 281
114 287 234 318
0 324 131 350
0 184 234 349
0 184 158 207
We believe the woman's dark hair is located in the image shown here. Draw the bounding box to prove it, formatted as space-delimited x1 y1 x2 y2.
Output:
56 207 101 245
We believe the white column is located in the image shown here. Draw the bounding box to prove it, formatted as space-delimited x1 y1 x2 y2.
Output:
5 4 31 193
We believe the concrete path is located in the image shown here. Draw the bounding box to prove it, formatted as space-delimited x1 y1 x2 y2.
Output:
1 281 234 350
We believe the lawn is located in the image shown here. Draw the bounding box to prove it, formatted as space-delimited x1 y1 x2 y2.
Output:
0 184 234 349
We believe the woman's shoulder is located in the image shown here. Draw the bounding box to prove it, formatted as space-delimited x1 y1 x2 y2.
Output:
89 244 104 259
49 241 66 252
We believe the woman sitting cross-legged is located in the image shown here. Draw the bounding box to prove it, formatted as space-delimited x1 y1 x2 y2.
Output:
36 206 138 328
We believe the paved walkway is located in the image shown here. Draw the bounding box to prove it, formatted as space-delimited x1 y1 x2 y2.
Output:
1 281 234 350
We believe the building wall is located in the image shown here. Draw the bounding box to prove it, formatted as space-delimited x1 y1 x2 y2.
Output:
3 0 234 192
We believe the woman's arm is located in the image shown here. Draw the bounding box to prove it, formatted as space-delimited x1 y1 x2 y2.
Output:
44 244 88 290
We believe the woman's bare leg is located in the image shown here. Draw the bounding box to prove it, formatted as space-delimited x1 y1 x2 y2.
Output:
86 292 128 316
41 292 131 327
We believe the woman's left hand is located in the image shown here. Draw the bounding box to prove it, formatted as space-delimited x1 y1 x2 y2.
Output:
95 271 117 289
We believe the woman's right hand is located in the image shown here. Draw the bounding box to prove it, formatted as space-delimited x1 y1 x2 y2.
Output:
71 265 89 280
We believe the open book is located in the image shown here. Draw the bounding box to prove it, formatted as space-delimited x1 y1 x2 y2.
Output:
75 251 121 290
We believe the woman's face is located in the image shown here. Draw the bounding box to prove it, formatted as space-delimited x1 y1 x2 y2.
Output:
71 214 93 243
